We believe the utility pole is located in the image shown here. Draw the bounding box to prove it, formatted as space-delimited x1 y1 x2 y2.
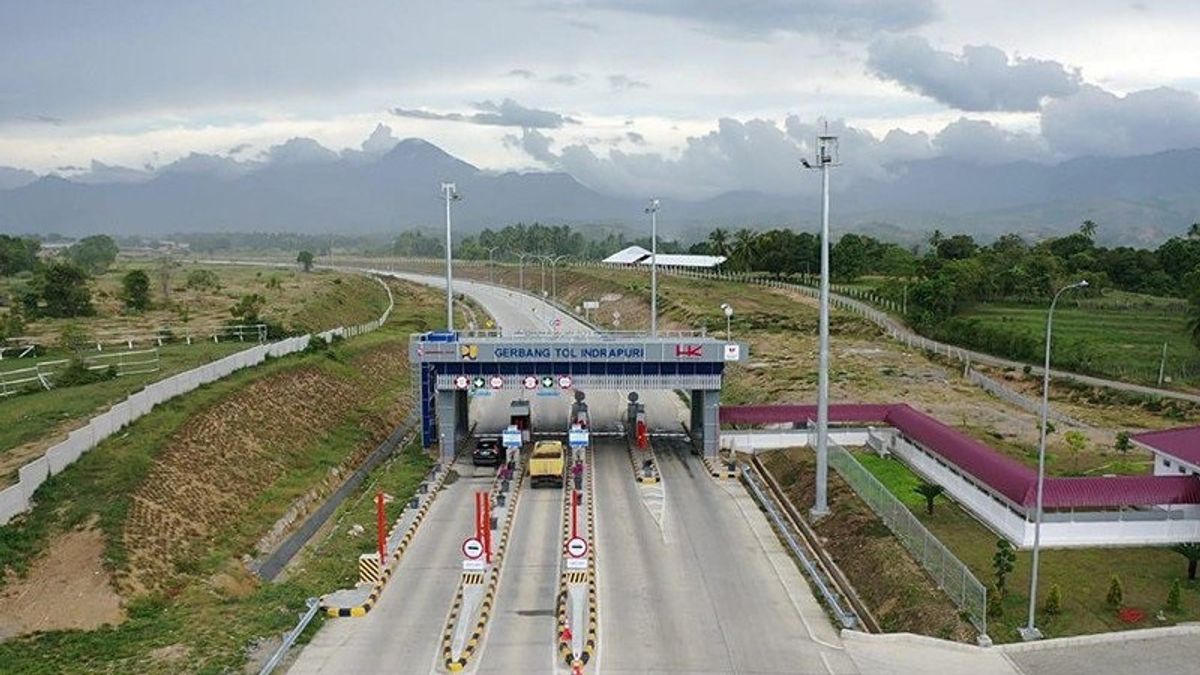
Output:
803 129 839 519
441 182 460 330
645 198 661 337
1158 342 1168 386
487 247 500 285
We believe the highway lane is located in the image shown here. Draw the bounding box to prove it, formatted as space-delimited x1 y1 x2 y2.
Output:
595 437 857 674
287 467 495 674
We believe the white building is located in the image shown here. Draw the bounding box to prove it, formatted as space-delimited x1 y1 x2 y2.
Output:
602 245 726 269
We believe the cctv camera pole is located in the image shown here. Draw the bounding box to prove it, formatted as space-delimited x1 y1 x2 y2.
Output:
645 199 661 337
808 133 838 519
441 182 457 331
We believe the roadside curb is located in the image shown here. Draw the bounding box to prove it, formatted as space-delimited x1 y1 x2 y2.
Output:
320 462 450 617
703 455 738 479
995 623 1200 653
441 461 526 671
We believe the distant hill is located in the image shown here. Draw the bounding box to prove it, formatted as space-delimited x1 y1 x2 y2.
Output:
1 138 1198 246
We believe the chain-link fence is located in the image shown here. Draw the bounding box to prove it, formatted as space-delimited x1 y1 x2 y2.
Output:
826 438 988 635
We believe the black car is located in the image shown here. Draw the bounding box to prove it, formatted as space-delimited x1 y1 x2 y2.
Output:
472 438 505 466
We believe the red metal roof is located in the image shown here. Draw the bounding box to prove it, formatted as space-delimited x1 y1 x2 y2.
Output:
721 403 1200 510
1131 425 1200 467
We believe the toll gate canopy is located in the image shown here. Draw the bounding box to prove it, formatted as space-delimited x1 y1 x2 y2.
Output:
410 331 747 459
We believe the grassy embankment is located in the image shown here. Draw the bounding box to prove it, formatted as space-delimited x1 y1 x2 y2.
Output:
0 266 388 485
429 260 1200 642
0 278 459 674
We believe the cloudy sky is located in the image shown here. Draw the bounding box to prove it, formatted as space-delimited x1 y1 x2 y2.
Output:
2 0 1200 198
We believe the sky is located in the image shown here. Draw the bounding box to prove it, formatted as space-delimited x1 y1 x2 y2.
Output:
2 0 1200 199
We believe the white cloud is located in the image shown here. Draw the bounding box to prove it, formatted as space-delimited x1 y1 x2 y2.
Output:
1041 85 1200 157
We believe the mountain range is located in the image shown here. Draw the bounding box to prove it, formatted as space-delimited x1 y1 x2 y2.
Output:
1 138 1198 247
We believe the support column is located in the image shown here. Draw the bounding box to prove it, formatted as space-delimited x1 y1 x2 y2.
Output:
690 390 704 443
437 389 458 462
456 390 470 434
701 388 720 457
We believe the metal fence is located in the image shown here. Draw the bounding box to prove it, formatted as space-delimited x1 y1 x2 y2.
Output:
966 367 1089 428
0 349 162 398
827 438 988 635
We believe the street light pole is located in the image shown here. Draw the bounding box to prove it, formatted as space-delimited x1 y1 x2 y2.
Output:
441 182 460 331
550 255 568 299
517 252 533 292
487 247 499 285
645 199 660 337
721 303 733 340
1021 279 1088 641
804 131 839 518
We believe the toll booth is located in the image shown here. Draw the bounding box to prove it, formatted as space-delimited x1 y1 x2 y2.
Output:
509 399 532 442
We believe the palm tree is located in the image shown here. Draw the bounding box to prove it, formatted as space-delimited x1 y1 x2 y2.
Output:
731 229 759 270
913 481 945 515
1189 223 1200 239
926 229 945 252
708 228 731 257
1080 219 1097 238
1173 542 1200 580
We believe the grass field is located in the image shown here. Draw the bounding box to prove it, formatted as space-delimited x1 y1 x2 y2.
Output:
961 300 1200 386
0 278 453 673
855 450 1200 642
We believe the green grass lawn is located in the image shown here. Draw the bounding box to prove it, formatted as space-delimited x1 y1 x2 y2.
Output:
960 301 1199 386
856 451 1200 642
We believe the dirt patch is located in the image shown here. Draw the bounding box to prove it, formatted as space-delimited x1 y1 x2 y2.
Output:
761 447 975 642
0 523 125 639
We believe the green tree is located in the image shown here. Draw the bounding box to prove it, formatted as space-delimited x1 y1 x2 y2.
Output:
1114 431 1132 455
1063 431 1088 473
1080 219 1098 239
57 322 90 352
1190 223 1200 240
39 262 94 318
67 234 118 274
1172 542 1200 580
993 539 1016 595
230 293 266 324
185 269 221 290
1166 578 1182 613
707 228 731 258
1044 583 1063 616
120 269 152 312
936 234 978 261
1106 574 1124 608
0 235 40 276
913 481 945 515
297 250 315 272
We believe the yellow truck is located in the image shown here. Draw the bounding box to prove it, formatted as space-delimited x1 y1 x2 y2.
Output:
529 440 565 488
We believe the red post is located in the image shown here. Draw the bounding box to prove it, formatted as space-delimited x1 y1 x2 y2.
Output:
376 492 387 575
571 488 578 539
484 496 493 564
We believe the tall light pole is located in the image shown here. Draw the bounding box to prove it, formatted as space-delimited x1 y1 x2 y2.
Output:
536 254 549 296
440 182 460 331
549 254 568 299
1021 279 1088 641
487 246 500 284
721 303 733 340
517 252 534 291
803 130 838 518
645 198 660 337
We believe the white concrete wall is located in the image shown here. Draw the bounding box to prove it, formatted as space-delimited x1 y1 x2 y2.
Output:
720 429 871 452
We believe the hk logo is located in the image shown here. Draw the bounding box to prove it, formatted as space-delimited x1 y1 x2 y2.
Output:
460 344 479 360
675 344 702 358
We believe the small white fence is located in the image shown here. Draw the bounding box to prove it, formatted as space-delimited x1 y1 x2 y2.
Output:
0 272 394 526
0 349 162 398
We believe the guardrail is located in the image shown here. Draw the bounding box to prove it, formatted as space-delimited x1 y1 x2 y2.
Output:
258 597 320 675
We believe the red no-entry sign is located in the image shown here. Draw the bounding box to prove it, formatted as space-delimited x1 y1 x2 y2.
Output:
463 537 484 560
566 536 588 558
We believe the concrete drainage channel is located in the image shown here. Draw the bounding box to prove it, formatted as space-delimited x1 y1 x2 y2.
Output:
557 447 598 671
742 455 880 633
440 460 527 671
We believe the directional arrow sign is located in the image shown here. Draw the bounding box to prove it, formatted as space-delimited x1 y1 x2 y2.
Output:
541 376 555 388
472 376 486 389
463 537 484 560
566 536 588 558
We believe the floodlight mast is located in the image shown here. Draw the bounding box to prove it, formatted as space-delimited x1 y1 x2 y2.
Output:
806 129 839 519
441 182 460 331
645 198 661 337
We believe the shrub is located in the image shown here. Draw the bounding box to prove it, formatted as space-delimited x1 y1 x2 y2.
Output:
993 539 1016 595
57 322 91 352
1166 579 1182 613
185 269 221 290
1044 584 1062 616
1106 574 1124 608
53 359 116 387
987 584 1004 618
